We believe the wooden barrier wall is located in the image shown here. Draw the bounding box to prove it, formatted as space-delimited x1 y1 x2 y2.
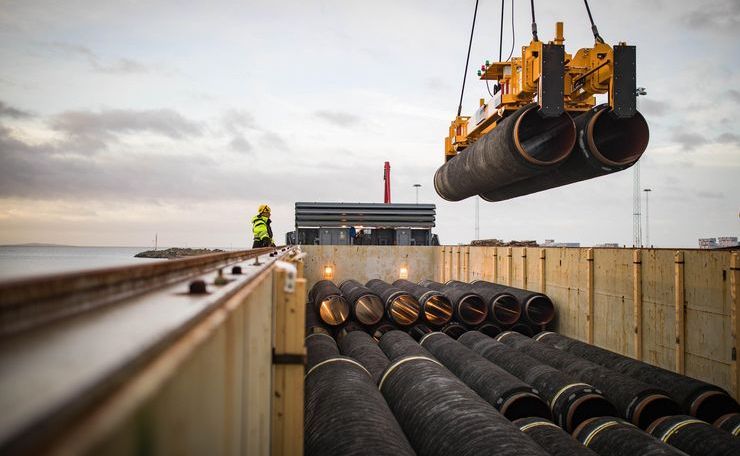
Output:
437 246 740 400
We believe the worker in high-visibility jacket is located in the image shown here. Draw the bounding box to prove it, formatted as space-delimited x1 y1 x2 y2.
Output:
252 204 275 248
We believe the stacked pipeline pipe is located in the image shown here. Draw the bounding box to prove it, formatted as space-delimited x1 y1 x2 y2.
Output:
715 413 740 437
573 417 686 456
458 330 617 432
418 279 489 326
512 417 598 456
444 280 521 326
434 103 577 201
498 331 681 429
375 330 550 455
467 280 555 326
419 331 552 420
647 415 740 456
338 279 385 326
393 279 453 327
480 104 650 201
365 279 421 326
337 330 390 385
304 332 414 456
308 280 350 326
536 331 740 423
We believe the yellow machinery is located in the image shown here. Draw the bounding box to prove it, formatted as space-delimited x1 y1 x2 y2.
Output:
445 22 637 161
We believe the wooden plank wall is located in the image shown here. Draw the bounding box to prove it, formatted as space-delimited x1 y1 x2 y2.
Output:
438 245 740 399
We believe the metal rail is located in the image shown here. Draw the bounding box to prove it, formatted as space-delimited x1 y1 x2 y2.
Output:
0 246 292 455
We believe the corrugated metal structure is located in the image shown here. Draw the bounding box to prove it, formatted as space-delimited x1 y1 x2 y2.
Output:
289 202 438 246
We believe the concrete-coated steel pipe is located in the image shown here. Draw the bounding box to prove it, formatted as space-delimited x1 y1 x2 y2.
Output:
536 331 740 423
308 280 350 326
498 331 681 429
434 103 576 201
339 279 385 326
573 417 686 456
393 279 453 327
418 279 489 326
481 105 649 201
647 415 740 456
459 331 616 432
365 279 421 327
513 417 598 456
420 331 551 421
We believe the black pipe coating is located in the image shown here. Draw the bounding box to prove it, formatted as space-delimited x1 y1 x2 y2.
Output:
338 330 390 385
334 320 365 340
366 279 421 326
714 413 740 437
308 280 350 326
647 415 740 456
512 417 598 456
476 322 503 338
458 331 616 432
305 333 415 456
408 323 433 341
573 416 686 455
305 302 331 337
434 103 576 201
445 280 520 325
469 280 554 325
510 322 535 337
480 105 649 201
536 331 740 423
419 331 551 420
306 332 340 370
379 330 431 360
418 279 489 325
441 321 468 339
367 320 399 342
376 331 550 455
498 331 681 429
338 279 385 326
393 279 453 327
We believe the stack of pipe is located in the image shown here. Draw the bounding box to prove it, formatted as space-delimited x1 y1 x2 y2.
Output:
512 417 598 456
573 417 686 456
498 331 681 429
418 279 490 326
375 330 550 455
418 331 551 420
338 279 385 326
365 279 421 326
646 415 740 456
458 330 616 432
304 332 415 456
337 330 390 385
714 413 740 437
434 103 649 202
536 331 740 423
308 280 350 327
392 279 453 327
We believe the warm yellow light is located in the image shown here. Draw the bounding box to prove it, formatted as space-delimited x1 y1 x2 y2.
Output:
323 265 334 280
399 266 409 279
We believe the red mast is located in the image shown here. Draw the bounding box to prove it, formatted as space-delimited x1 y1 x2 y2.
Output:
383 161 391 203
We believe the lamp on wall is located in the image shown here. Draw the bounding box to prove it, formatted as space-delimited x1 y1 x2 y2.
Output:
399 266 409 280
323 265 334 280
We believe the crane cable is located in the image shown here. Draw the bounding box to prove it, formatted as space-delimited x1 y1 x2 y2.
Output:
488 0 513 97
530 0 539 41
583 0 605 43
456 0 480 117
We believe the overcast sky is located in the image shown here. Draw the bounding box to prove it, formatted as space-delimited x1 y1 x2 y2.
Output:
0 0 738 248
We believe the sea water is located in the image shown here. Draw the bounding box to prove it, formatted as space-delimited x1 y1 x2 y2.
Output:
0 246 165 281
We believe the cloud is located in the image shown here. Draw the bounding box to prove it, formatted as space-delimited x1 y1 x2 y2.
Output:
639 98 670 117
48 42 154 75
50 108 203 143
717 132 740 146
315 110 361 127
728 89 740 103
681 0 740 31
229 133 253 154
697 191 725 200
0 101 33 119
221 109 257 133
672 131 708 151
260 131 289 150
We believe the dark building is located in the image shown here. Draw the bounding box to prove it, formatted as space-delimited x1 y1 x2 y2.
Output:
287 202 438 246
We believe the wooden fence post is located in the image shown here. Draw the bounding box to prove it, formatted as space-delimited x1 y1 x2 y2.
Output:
272 266 305 456
507 247 513 286
493 249 498 283
522 249 528 290
674 251 686 374
440 247 446 282
633 249 643 360
539 249 546 293
587 248 595 344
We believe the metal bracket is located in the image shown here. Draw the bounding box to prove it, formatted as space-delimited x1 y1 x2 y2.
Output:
272 349 307 365
538 43 565 118
612 44 637 118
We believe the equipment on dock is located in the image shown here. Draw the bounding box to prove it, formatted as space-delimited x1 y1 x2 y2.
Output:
436 0 649 202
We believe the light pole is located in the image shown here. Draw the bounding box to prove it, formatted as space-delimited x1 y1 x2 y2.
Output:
643 188 652 247
413 184 421 204
633 87 647 247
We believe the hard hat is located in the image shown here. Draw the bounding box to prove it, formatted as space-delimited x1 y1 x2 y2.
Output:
258 204 271 214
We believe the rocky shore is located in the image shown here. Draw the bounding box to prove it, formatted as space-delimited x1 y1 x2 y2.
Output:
134 247 224 259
